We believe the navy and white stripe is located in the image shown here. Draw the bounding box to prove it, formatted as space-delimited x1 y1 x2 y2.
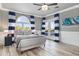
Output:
41 17 46 35
54 13 60 42
30 16 35 34
8 11 16 37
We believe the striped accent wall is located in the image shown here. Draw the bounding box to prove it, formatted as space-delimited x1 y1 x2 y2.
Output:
8 11 16 37
41 17 46 35
54 13 60 42
30 16 35 34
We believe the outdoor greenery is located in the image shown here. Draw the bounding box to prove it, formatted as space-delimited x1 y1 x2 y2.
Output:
16 26 31 31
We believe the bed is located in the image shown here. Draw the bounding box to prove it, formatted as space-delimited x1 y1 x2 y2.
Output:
15 34 46 52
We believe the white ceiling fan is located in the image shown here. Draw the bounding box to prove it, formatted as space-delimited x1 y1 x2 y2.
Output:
33 3 59 11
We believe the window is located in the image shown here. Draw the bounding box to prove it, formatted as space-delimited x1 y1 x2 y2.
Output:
16 16 31 31
45 21 49 31
44 19 55 36
50 20 55 30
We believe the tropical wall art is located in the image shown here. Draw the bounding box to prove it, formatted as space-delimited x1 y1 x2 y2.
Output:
63 16 79 25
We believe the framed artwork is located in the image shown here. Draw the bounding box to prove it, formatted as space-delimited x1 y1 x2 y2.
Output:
74 16 79 24
63 16 79 25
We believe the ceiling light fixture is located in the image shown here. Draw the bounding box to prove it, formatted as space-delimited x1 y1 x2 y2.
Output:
42 5 48 11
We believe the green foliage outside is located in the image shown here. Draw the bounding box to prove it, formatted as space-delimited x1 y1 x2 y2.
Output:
16 26 31 31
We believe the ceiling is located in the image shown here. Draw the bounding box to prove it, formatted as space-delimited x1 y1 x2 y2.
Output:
1 3 79 17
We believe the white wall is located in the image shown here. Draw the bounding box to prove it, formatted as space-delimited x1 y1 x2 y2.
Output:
0 10 8 30
60 7 79 47
61 31 79 46
60 7 79 31
46 7 79 47
0 10 42 31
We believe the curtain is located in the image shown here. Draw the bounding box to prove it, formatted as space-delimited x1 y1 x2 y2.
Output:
8 11 16 37
41 17 46 35
54 13 60 42
30 16 35 34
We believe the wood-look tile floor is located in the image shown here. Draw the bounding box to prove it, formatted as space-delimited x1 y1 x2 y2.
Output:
0 40 79 56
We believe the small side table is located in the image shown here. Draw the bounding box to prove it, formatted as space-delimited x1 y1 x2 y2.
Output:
5 36 13 46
